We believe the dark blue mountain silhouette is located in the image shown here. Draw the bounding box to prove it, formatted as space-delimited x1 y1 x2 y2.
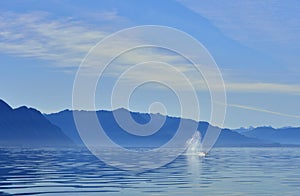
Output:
0 99 73 147
0 98 290 147
46 109 276 147
241 126 300 145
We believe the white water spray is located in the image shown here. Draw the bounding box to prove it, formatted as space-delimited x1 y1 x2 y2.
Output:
186 131 206 156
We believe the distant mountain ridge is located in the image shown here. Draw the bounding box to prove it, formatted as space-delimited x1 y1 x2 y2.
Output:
46 109 278 148
239 126 300 145
1 98 298 147
0 99 73 147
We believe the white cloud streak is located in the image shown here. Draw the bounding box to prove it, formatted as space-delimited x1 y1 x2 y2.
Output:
224 103 300 119
1 11 300 95
224 82 300 94
0 11 107 66
179 0 300 46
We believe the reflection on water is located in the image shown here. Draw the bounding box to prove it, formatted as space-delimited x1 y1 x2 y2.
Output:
1 147 300 195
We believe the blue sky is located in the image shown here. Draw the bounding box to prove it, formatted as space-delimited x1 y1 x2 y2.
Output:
0 0 299 128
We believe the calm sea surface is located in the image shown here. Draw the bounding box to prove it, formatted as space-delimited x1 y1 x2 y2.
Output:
1 147 300 195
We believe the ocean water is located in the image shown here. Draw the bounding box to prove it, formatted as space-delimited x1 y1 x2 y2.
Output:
1 147 300 195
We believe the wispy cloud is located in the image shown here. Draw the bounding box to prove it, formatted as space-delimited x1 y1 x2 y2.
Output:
224 82 300 94
179 0 300 46
98 56 300 94
1 11 300 95
200 81 300 95
0 11 192 71
0 11 107 66
224 102 300 119
0 11 202 87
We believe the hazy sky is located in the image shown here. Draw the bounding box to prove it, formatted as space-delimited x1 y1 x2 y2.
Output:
0 0 299 128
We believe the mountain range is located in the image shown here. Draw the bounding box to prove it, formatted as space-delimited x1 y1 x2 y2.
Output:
0 99 299 147
0 99 73 147
237 126 300 145
46 109 277 147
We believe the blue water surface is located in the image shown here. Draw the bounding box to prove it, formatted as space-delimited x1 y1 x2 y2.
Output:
0 147 300 195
